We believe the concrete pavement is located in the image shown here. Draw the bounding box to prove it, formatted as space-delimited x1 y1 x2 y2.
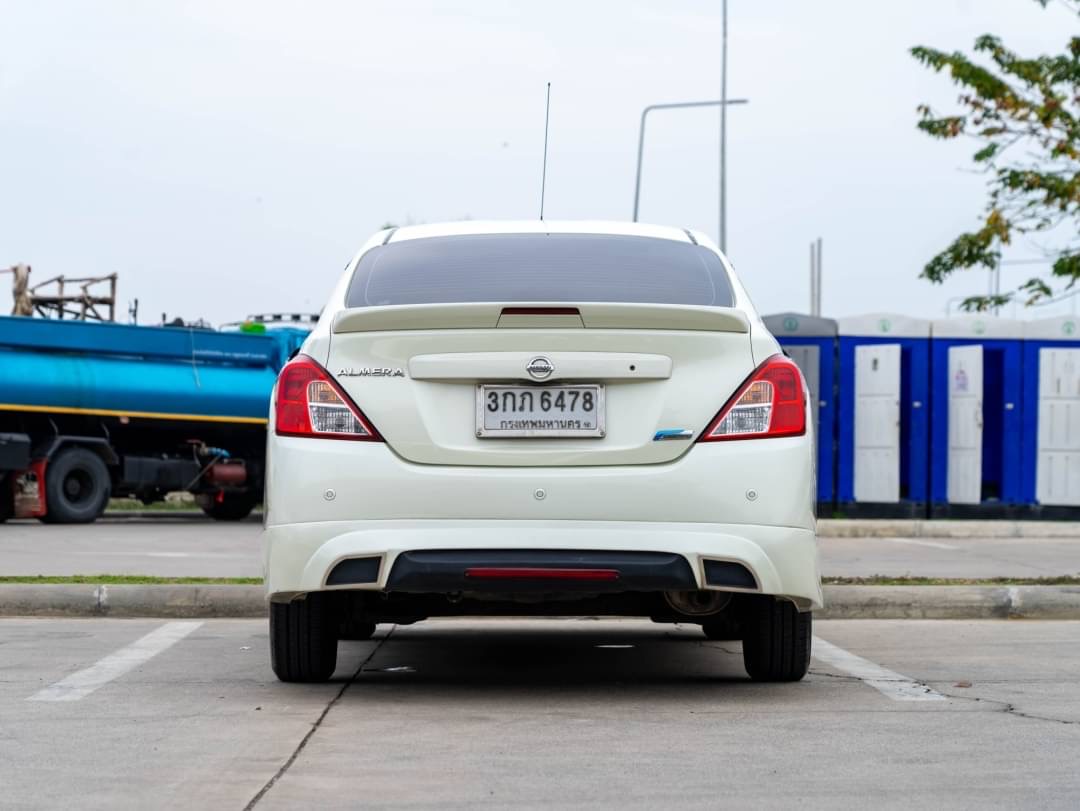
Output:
3 517 1078 579
0 518 261 578
822 534 1080 578
1 618 1079 808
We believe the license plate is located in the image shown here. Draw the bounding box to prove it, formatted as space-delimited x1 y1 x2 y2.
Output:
476 384 605 438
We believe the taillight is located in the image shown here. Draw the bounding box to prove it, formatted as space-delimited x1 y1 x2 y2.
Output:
274 355 381 441
699 354 806 441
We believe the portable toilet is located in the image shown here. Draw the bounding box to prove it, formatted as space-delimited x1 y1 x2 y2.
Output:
762 312 838 508
836 313 931 514
929 317 1024 514
1021 316 1080 510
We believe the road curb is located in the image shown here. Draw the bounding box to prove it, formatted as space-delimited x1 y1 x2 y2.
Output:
2 584 1080 620
819 585 1080 619
0 584 265 618
817 518 1080 538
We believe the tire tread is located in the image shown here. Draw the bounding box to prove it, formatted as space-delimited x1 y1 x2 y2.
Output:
44 448 111 524
742 598 811 682
270 593 338 682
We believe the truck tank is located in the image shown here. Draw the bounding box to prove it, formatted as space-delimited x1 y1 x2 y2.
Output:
0 316 310 523
0 316 304 421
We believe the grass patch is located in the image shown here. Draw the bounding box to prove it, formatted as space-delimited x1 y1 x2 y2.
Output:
105 498 263 514
823 575 1080 586
0 575 263 586
107 498 202 512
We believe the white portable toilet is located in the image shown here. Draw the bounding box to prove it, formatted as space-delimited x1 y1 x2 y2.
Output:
1022 316 1080 508
929 317 1024 511
837 314 931 511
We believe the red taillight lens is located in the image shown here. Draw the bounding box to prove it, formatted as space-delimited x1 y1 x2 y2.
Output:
464 568 620 581
274 355 381 441
699 354 806 441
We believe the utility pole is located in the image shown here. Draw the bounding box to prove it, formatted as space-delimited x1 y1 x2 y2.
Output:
719 0 729 253
816 237 823 317
993 257 1001 316
808 238 823 316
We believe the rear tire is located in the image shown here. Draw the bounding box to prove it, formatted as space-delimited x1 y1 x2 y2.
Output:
199 492 257 521
42 448 111 524
741 598 812 682
270 593 339 683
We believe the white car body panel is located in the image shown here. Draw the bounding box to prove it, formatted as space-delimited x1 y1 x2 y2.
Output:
265 220 821 612
264 436 821 606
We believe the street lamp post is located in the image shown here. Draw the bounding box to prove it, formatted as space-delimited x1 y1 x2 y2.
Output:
719 0 729 253
631 98 749 235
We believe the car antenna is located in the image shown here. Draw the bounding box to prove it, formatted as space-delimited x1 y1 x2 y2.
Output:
539 81 551 221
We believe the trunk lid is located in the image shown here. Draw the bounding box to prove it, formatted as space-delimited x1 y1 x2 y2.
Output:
326 303 755 466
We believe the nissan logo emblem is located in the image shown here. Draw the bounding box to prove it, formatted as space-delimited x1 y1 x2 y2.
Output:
526 356 554 380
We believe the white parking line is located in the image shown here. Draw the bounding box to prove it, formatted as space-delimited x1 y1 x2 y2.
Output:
812 637 945 701
876 537 959 550
28 622 203 703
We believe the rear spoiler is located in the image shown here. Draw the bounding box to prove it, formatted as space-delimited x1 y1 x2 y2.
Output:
333 303 749 334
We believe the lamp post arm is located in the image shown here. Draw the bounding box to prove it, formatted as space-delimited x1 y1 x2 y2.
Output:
631 99 749 223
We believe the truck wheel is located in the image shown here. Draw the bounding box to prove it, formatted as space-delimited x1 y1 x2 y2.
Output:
199 492 257 521
741 598 812 682
42 448 111 524
270 594 339 682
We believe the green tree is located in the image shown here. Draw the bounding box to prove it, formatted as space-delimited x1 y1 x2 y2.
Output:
911 0 1079 311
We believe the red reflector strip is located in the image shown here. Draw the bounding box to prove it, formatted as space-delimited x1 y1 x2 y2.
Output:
464 567 620 581
499 307 581 316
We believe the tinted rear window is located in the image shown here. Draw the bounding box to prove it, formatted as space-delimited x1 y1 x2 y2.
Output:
345 234 735 308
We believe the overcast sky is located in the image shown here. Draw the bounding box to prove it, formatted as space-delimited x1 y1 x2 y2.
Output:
2 0 1076 326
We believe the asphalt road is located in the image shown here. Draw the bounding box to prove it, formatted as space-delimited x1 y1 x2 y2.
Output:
2 518 1080 579
1 618 1078 809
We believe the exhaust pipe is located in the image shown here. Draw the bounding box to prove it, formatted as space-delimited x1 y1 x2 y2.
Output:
663 590 732 618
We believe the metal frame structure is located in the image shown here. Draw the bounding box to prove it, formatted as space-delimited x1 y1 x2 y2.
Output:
26 273 118 321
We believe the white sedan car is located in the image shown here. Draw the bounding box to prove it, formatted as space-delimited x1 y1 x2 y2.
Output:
264 221 821 682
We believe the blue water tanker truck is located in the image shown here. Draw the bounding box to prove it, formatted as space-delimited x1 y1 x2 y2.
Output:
0 315 310 523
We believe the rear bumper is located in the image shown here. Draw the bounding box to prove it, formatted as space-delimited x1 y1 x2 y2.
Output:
263 520 823 609
383 549 698 592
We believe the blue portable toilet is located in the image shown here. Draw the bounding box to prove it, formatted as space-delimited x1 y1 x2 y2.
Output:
1021 316 1080 510
929 317 1024 514
762 312 838 509
836 313 931 515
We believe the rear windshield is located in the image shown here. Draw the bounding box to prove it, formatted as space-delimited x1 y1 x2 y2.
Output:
345 234 735 308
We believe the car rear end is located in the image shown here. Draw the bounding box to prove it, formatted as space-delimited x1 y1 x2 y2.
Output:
263 222 820 683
